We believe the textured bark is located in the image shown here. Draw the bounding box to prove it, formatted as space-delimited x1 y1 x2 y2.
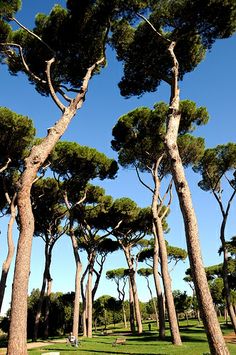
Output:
220 217 236 332
153 225 165 339
122 303 127 328
152 204 181 345
44 278 52 338
151 159 181 344
163 41 229 354
7 58 104 355
146 276 159 329
0 195 16 313
86 262 93 338
70 232 83 338
129 278 135 333
124 247 142 334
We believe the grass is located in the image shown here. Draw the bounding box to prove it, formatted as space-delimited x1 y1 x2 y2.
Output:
25 320 236 355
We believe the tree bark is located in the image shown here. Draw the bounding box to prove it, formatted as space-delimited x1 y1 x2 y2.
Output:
33 240 52 340
86 260 94 338
7 58 104 355
0 194 16 313
164 41 229 354
44 277 52 338
145 276 159 330
151 159 181 345
122 303 127 328
129 278 135 333
152 204 181 345
153 224 165 339
124 247 142 334
70 231 83 338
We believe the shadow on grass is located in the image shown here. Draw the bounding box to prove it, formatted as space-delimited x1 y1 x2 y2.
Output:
81 350 166 355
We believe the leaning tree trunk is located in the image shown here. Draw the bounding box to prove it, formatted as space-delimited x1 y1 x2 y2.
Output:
124 247 143 334
152 205 181 345
0 194 16 313
7 58 104 355
153 223 165 339
152 161 181 345
70 230 83 338
164 41 229 355
122 303 127 329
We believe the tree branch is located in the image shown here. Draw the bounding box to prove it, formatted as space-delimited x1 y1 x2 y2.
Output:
45 58 66 112
0 158 11 173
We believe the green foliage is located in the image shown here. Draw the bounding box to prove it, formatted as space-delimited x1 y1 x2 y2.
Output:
139 240 187 263
173 289 192 314
111 0 236 97
31 178 65 238
137 267 153 277
0 0 21 18
194 143 236 192
112 100 207 176
0 107 35 168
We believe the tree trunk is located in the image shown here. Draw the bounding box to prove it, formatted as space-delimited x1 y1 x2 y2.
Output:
219 215 236 332
122 303 127 328
0 195 16 313
124 247 142 334
151 162 181 345
129 279 135 333
164 41 229 355
153 224 165 339
153 211 181 345
7 58 104 355
86 262 93 338
33 241 51 341
44 278 52 338
146 276 159 330
70 231 83 338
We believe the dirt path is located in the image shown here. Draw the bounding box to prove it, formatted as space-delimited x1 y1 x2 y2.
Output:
0 339 66 354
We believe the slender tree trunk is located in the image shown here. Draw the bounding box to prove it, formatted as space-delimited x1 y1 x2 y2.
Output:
44 278 52 338
33 241 51 340
153 212 181 344
219 215 236 332
86 262 93 338
122 303 127 328
153 224 165 339
129 278 135 333
7 58 104 355
146 276 159 330
81 268 88 337
164 41 229 354
124 247 142 334
0 195 16 313
151 163 181 345
70 231 83 338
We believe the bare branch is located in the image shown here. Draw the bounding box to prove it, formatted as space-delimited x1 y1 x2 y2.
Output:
10 17 55 55
0 43 46 84
0 158 11 173
135 166 154 194
137 13 171 44
45 58 66 112
73 57 105 110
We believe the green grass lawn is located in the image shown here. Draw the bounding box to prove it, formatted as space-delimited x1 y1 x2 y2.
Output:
27 321 236 355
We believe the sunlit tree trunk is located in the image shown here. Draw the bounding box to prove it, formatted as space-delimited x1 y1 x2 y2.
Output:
164 41 229 355
86 258 94 338
44 277 52 338
129 279 135 333
70 230 83 338
124 247 142 334
7 58 104 355
0 194 16 313
153 223 165 339
152 161 181 345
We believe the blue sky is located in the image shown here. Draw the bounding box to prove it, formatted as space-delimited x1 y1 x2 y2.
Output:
0 1 235 315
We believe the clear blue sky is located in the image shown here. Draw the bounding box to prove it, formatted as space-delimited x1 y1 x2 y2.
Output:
0 0 235 315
